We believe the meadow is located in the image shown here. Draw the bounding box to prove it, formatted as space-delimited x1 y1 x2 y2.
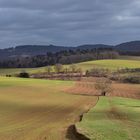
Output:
0 58 140 75
0 77 98 140
77 97 140 140
76 59 140 71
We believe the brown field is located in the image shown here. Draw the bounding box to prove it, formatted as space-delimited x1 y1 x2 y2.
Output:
66 78 140 99
0 77 98 140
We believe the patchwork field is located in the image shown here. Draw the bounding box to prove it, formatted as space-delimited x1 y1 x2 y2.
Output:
0 59 140 75
77 97 140 140
0 56 139 140
0 77 98 140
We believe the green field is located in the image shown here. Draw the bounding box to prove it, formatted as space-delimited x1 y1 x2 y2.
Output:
77 59 140 71
0 77 97 140
0 59 140 75
77 97 140 140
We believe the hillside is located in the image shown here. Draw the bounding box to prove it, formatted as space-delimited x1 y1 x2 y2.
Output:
116 41 140 51
0 41 140 60
0 59 140 75
77 44 113 49
0 45 73 60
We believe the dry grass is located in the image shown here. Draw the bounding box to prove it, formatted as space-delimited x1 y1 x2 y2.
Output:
0 77 98 140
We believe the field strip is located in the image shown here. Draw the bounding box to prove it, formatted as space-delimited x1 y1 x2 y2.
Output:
66 81 140 99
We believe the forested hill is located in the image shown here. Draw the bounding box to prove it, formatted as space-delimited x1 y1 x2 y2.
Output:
0 41 140 60
116 41 140 51
0 45 73 60
0 48 119 68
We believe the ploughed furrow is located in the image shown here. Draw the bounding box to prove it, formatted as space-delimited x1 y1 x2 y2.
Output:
66 81 140 99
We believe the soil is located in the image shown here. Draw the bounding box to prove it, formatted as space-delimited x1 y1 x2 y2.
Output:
65 79 140 99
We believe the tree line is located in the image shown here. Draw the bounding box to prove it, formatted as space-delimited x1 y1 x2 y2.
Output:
0 48 119 68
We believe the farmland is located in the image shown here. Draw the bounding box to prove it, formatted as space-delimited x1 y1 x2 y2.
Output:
0 56 139 140
0 77 139 140
0 0 140 139
0 59 140 75
66 80 140 99
0 77 98 140
77 97 140 140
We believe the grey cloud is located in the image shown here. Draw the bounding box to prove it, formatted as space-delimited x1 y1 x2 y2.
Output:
0 0 140 48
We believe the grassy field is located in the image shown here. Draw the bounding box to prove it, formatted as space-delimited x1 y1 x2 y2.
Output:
0 77 98 140
0 59 140 75
77 97 140 140
77 59 140 71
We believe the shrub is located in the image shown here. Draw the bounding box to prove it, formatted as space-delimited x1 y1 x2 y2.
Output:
18 72 29 78
117 68 140 73
86 68 110 77
6 74 11 77
121 76 140 84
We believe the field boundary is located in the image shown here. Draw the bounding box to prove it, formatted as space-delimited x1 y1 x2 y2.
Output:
66 96 99 140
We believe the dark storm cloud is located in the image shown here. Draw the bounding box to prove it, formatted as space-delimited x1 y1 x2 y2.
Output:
0 0 140 48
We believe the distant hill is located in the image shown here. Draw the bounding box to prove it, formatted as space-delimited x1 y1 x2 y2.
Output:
75 41 140 51
14 45 72 54
0 45 74 60
116 41 140 51
77 44 113 49
0 41 140 60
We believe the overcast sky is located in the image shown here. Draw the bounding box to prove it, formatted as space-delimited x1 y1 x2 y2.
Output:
0 0 140 48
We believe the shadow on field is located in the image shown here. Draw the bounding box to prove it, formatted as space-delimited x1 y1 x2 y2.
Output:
65 97 99 140
66 125 90 140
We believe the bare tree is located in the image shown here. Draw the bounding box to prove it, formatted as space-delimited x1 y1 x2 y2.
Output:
77 68 83 80
70 64 77 73
45 66 52 75
95 78 112 96
54 64 63 73
64 67 69 74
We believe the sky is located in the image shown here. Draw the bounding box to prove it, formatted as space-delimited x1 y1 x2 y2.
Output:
0 0 140 48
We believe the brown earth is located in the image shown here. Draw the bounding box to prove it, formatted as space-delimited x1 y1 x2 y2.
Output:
65 78 140 99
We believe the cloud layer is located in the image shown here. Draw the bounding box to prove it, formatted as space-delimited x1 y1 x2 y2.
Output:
0 0 140 48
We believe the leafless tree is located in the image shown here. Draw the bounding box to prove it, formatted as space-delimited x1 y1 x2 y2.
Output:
54 64 63 73
45 66 52 75
69 64 77 73
95 78 112 96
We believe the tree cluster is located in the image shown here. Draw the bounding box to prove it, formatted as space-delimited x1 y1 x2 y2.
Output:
0 48 119 68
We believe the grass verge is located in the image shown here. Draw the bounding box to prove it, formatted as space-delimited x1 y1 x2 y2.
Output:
76 97 140 140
